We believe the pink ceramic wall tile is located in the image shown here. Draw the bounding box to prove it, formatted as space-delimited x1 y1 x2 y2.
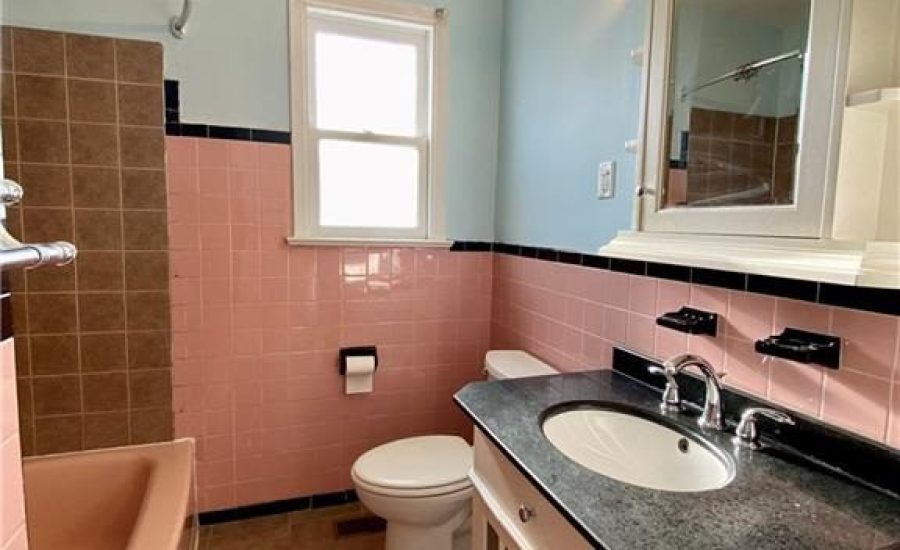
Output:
166 137 198 166
0 339 27 550
173 137 900 507
167 138 492 510
687 334 726 366
774 299 831 335
723 338 770 396
768 359 824 416
227 141 259 170
888 383 900 448
603 272 630 309
656 280 690 316
0 343 17 440
654 329 688 362
604 307 629 345
628 276 658 316
690 285 729 316
821 369 891 442
569 266 605 304
198 139 229 167
627 313 656 357
582 302 605 336
831 308 898 378
491 254 900 450
728 292 775 342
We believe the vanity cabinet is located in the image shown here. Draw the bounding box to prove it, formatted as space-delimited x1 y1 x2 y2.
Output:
470 430 591 550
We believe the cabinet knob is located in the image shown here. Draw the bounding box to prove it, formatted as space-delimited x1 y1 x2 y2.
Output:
517 504 535 523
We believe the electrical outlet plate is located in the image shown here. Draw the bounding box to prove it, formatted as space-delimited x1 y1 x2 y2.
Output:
597 161 616 199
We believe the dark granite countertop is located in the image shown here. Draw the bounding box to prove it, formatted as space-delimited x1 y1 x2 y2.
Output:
455 369 900 550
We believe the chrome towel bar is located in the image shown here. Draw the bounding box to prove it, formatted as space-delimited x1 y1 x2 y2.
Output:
0 179 77 272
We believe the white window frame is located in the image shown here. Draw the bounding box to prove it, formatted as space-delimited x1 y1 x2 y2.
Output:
638 0 851 238
288 0 449 246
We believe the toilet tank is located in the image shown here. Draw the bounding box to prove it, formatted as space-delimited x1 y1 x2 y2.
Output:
484 350 558 380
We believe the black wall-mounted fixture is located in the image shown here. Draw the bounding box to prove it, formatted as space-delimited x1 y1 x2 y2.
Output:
338 346 379 375
755 328 840 369
656 307 718 337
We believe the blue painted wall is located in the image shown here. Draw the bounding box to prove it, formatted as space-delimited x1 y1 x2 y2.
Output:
494 0 646 253
5 0 504 242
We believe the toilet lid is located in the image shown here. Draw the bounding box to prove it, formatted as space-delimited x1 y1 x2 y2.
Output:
352 436 473 492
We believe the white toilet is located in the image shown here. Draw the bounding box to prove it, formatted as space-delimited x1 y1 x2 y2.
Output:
351 350 557 550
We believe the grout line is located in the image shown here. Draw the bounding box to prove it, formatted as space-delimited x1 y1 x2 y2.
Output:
110 38 135 445
5 115 160 130
7 28 37 457
57 32 90 452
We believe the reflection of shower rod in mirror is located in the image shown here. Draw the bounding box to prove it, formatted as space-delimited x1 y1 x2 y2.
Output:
680 50 804 101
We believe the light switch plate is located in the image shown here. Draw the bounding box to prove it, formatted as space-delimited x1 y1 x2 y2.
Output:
597 161 616 199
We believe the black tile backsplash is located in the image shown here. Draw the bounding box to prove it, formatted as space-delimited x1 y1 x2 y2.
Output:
537 248 559 262
581 254 610 270
691 267 747 291
198 490 359 526
819 283 900 317
609 258 646 275
747 274 819 302
164 79 292 144
208 125 252 141
646 262 691 283
558 251 584 266
463 240 900 317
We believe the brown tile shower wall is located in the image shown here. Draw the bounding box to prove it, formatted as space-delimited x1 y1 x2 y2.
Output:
1 27 173 455
686 107 797 204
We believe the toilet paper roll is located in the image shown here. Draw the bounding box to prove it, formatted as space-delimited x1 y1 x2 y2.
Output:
345 355 376 394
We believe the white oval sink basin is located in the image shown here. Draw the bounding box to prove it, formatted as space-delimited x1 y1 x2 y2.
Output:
542 407 733 492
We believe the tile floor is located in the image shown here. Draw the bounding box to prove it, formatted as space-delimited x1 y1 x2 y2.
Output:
199 503 385 550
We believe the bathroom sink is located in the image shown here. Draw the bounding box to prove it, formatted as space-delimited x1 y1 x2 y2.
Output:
542 403 734 492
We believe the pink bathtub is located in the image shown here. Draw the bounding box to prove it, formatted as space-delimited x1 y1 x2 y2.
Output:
22 439 196 550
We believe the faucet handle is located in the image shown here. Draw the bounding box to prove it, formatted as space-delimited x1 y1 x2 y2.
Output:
647 365 681 412
735 407 795 448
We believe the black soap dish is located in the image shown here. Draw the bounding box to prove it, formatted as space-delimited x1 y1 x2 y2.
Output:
656 307 718 336
754 328 841 369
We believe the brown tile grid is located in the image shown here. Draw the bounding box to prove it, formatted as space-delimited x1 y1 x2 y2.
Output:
686 107 784 205
1 26 173 455
199 504 386 550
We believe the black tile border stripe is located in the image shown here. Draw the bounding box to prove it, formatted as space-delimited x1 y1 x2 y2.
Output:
164 80 292 144
158 78 896 316
613 347 900 498
447 240 900 317
198 489 358 526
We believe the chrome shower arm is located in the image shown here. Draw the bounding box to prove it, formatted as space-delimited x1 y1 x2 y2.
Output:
170 0 194 39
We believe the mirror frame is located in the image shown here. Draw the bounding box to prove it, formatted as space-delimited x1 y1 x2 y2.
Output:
638 0 852 238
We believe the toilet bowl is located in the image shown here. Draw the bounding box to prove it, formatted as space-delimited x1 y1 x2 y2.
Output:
351 351 557 550
352 436 473 550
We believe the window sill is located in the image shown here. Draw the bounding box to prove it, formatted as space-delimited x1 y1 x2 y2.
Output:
599 231 900 289
285 236 453 248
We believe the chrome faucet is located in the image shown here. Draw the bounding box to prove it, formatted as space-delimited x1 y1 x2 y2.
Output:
734 407 794 449
661 354 725 431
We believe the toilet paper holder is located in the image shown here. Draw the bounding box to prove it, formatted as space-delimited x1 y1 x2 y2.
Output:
339 346 379 375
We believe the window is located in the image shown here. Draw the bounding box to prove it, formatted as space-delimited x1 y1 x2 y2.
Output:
289 0 448 244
